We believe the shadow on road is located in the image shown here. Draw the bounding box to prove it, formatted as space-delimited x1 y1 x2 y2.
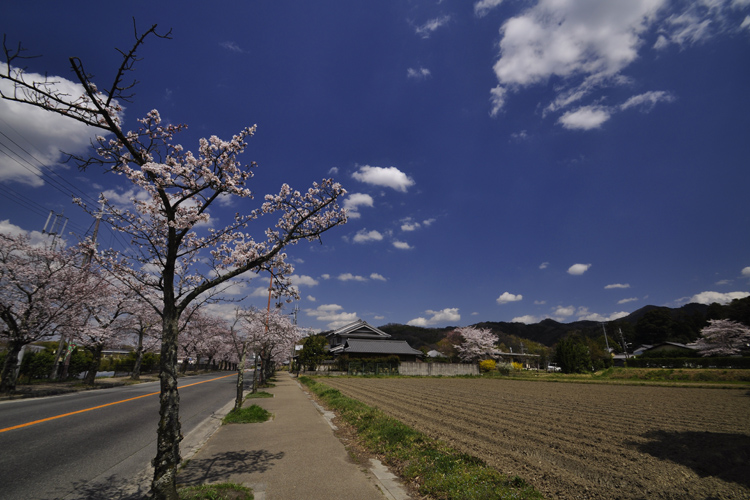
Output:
630 430 750 488
178 449 285 485
66 474 150 500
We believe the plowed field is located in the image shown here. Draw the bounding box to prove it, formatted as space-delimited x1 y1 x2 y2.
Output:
322 377 750 499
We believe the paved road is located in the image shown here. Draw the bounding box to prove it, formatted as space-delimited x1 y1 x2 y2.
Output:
0 372 241 500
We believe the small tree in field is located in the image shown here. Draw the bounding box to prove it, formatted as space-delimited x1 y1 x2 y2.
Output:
454 326 498 363
1 26 346 500
695 319 750 357
297 334 328 372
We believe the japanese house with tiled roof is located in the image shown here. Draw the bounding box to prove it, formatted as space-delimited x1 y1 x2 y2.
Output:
326 320 423 362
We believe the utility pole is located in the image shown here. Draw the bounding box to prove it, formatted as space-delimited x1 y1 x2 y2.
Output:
42 210 68 251
601 323 611 352
51 202 102 379
618 328 629 359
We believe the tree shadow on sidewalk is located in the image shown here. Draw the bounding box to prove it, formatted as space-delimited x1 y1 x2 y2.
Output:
629 430 750 488
179 450 285 485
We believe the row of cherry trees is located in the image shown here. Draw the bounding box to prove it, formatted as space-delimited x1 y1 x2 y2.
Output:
2 23 346 499
1 232 302 394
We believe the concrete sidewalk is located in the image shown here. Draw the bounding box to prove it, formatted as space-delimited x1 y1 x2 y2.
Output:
177 373 410 500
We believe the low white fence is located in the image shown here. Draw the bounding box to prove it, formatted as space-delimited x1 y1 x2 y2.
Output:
398 362 479 376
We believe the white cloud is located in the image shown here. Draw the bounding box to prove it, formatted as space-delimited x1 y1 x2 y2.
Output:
305 304 358 329
690 290 750 305
0 219 50 246
489 85 507 117
250 286 271 298
415 15 451 38
353 229 384 243
554 305 576 317
558 106 611 130
407 67 431 79
510 130 529 141
290 274 319 287
101 187 151 209
352 165 415 192
534 300 546 305
0 64 114 186
338 273 368 282
620 90 676 111
568 263 592 275
343 193 374 219
605 283 630 289
539 262 549 270
219 41 244 53
0 219 28 237
482 0 750 133
491 2 662 97
577 310 629 322
393 240 412 250
618 297 639 304
320 274 331 280
407 308 460 327
474 0 505 18
422 218 436 227
401 218 421 231
485 1 741 125
307 295 316 302
328 167 339 175
497 292 523 304
742 266 750 277
512 315 540 324
370 273 387 281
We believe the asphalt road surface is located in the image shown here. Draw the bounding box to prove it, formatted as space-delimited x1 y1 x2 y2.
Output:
0 372 241 500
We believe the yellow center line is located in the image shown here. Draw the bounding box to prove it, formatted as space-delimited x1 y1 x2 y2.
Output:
0 373 236 434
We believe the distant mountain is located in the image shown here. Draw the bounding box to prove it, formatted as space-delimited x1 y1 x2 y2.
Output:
378 298 749 349
617 302 709 325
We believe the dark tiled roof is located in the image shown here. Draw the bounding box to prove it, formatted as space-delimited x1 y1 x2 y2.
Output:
342 339 422 356
326 319 391 339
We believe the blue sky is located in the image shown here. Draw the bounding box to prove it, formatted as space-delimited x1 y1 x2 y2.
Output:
1 1 749 332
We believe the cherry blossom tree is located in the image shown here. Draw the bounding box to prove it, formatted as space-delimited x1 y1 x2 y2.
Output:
695 319 750 357
0 233 91 393
228 308 257 410
454 326 498 363
1 26 347 499
126 303 161 380
240 307 299 391
69 275 138 385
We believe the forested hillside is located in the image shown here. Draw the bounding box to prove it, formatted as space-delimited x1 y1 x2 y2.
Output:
378 297 750 351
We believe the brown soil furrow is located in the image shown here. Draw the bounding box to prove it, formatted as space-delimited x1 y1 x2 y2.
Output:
320 377 750 499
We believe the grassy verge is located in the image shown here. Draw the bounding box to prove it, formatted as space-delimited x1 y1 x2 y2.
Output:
299 376 542 500
222 404 271 424
178 482 253 499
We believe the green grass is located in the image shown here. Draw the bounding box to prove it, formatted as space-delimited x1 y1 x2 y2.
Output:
245 391 273 399
222 404 271 424
178 482 253 499
299 376 542 500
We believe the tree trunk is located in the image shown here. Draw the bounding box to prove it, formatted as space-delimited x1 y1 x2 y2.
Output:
84 344 104 385
251 352 259 394
235 344 247 411
0 340 24 394
151 310 181 500
131 329 144 381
